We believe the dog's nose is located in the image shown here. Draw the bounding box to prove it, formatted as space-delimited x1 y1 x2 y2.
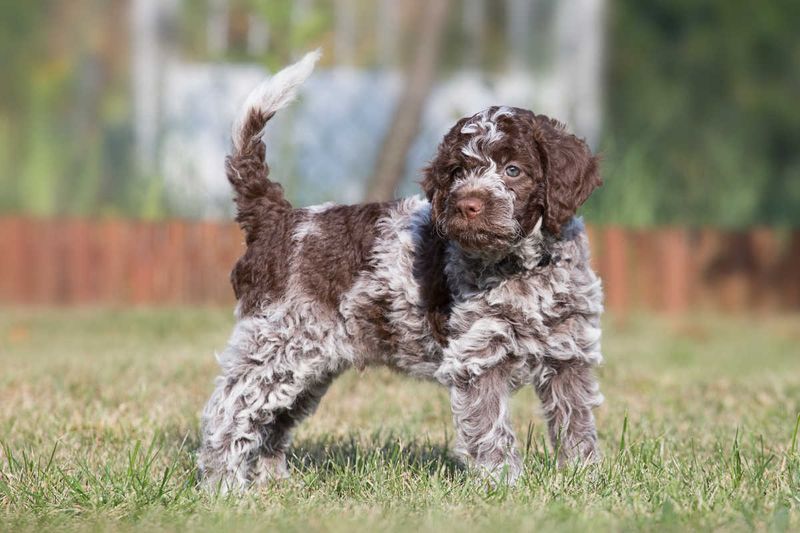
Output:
456 197 484 219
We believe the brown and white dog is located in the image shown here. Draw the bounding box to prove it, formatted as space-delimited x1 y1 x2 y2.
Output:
199 51 605 491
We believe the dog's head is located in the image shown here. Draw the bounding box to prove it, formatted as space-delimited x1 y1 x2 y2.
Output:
422 107 601 255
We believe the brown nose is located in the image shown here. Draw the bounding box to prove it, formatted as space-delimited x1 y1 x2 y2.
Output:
456 197 484 219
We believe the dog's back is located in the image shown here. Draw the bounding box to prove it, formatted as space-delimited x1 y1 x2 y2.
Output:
231 201 393 318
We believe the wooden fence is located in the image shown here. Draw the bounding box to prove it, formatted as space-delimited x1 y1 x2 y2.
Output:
1 216 798 313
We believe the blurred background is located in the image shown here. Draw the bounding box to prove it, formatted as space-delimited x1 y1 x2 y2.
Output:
3 6 800 528
0 0 798 312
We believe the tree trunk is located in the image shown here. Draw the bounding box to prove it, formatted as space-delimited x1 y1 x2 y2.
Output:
365 0 451 202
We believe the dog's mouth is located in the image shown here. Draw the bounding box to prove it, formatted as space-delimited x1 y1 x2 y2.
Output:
444 217 518 253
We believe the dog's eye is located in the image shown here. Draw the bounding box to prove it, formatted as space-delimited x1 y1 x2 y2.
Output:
451 166 465 179
505 165 521 178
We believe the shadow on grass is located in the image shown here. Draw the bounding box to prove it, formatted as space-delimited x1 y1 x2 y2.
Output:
166 426 467 485
288 433 466 480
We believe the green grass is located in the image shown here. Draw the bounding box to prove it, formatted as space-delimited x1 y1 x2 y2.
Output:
1 308 799 532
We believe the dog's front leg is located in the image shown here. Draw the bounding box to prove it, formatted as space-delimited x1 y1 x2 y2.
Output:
435 319 522 483
534 358 603 465
447 366 522 484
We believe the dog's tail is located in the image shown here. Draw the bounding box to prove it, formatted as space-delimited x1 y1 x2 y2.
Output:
227 49 321 240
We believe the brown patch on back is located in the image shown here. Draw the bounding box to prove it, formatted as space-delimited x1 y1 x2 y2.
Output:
231 209 304 317
298 202 391 310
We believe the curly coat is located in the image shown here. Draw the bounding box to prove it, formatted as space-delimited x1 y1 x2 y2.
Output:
199 51 605 490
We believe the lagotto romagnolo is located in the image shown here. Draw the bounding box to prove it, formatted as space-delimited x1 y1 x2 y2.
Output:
199 50 605 491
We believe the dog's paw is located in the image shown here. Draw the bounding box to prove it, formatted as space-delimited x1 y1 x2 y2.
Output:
251 453 291 485
558 440 601 468
474 457 522 488
198 473 248 495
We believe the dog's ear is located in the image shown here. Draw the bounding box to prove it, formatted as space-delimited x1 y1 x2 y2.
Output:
420 164 437 203
533 115 602 235
421 117 469 225
422 163 450 229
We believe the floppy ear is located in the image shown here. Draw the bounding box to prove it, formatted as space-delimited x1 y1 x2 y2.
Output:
420 117 469 225
420 164 445 226
534 115 602 235
420 164 437 202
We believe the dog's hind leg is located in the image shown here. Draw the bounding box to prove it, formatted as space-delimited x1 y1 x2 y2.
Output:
198 363 334 492
249 377 333 485
198 312 343 492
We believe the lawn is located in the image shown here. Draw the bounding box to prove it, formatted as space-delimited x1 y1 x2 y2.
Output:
1 308 799 531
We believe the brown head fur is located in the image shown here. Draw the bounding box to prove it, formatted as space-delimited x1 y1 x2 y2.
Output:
421 107 601 253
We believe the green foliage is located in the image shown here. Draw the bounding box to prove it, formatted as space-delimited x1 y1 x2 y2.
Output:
0 2 47 213
599 0 800 227
246 0 333 70
0 2 164 218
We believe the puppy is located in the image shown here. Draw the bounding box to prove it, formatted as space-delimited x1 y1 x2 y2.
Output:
199 50 604 490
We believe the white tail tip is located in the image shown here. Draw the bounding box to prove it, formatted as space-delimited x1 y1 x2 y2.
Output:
232 49 322 151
